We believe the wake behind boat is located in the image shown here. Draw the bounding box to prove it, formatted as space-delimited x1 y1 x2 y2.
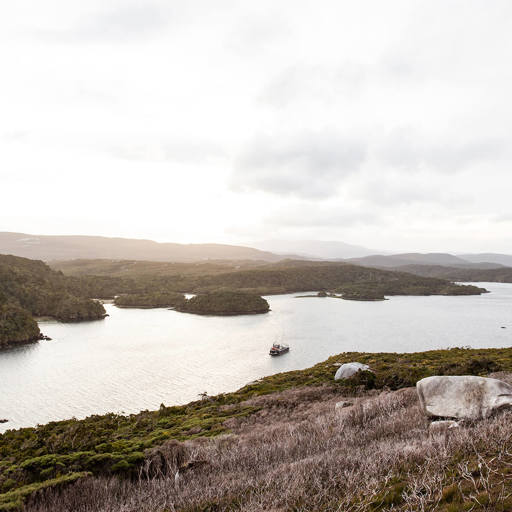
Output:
269 343 289 356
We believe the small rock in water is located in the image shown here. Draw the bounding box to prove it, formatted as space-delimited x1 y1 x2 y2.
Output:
0 419 8 424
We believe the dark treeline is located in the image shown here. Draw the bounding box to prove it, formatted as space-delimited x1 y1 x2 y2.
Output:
54 258 487 298
0 255 106 347
395 263 512 282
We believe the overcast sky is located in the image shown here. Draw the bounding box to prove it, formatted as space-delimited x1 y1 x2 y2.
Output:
1 0 511 253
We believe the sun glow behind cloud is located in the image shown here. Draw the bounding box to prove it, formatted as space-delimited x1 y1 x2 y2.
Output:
1 0 512 252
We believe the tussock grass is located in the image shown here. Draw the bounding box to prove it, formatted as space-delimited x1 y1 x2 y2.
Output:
4 347 512 510
24 385 512 512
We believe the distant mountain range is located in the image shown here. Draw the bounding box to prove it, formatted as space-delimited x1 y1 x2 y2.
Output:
1 232 511 271
0 232 283 263
253 239 381 259
459 253 512 267
346 253 506 269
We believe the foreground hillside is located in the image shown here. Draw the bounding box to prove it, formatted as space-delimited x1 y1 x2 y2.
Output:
0 255 106 347
2 347 512 511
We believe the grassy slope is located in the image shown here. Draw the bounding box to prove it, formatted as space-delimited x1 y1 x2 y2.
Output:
2 347 512 510
25 385 512 512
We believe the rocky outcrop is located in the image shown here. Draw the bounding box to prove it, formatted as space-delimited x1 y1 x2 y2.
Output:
417 375 512 420
334 362 371 381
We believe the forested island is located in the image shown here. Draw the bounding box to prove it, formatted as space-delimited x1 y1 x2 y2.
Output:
0 255 107 348
176 290 270 315
114 292 186 309
114 291 269 315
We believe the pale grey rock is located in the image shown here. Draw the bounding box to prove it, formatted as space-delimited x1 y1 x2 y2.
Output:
429 420 460 432
417 375 512 420
335 400 353 410
334 362 371 381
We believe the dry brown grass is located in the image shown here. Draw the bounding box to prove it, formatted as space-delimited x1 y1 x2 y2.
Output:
24 382 512 512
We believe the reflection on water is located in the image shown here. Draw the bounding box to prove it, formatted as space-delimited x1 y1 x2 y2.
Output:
1 282 511 431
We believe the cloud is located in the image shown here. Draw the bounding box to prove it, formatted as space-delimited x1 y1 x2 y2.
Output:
108 140 225 163
258 63 366 108
231 132 367 198
377 129 506 173
359 177 472 208
1 131 29 141
36 2 174 43
264 205 380 228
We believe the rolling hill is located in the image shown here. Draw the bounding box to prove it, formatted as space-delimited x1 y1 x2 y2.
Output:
347 252 506 269
252 239 380 259
0 232 283 263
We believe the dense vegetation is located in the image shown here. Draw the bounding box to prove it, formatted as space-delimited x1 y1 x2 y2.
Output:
0 304 40 348
396 263 512 283
51 259 265 278
0 254 488 345
0 255 106 347
114 292 186 308
50 259 486 298
176 291 270 315
2 347 512 510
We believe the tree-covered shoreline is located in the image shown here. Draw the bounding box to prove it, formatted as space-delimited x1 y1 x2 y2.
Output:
0 254 488 346
0 255 107 348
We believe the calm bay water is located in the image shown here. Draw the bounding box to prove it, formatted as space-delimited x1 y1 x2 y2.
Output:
1 282 512 432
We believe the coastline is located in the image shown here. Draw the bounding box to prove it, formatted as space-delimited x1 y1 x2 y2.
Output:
3 346 512 510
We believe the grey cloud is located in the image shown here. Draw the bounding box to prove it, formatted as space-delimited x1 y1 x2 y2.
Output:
378 130 506 173
36 2 174 43
494 214 512 223
360 178 473 209
265 207 380 228
226 10 292 56
231 133 366 198
258 63 366 108
2 131 29 141
226 206 379 241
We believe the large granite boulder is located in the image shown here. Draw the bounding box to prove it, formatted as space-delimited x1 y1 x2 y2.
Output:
334 362 371 381
417 375 512 420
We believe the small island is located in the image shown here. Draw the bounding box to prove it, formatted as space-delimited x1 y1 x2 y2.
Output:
176 290 270 316
114 292 186 309
296 290 387 301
